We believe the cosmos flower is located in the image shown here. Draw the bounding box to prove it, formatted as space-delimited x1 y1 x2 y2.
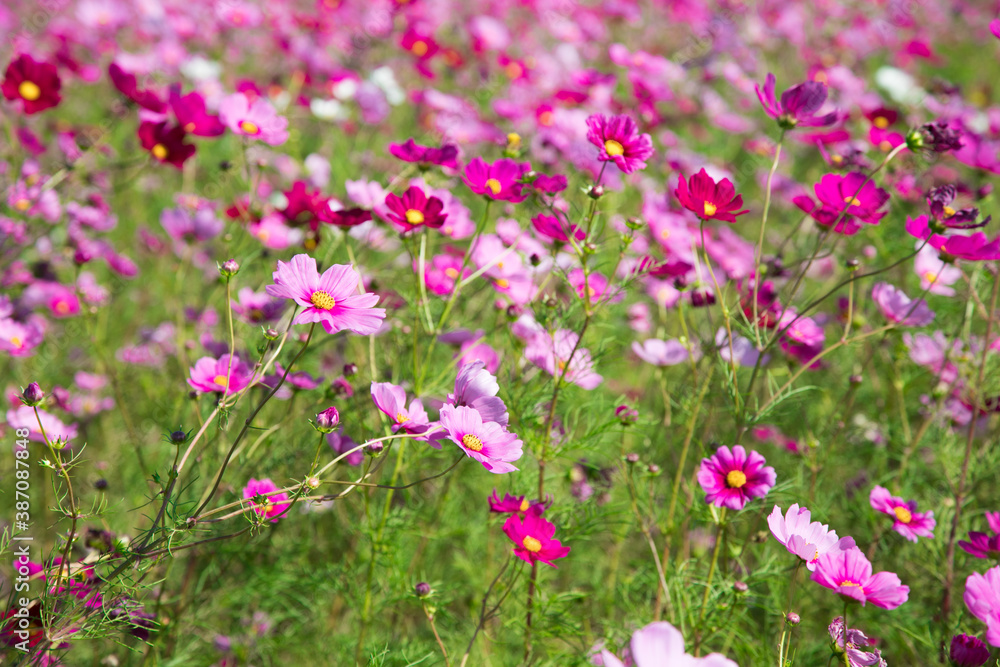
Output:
632 338 699 366
169 87 225 137
531 213 584 244
599 621 738 667
965 566 1000 646
265 254 386 335
2 54 61 114
219 93 289 145
698 445 776 510
6 405 78 444
242 478 291 523
384 186 448 232
501 513 569 567
585 113 654 174
869 485 936 542
138 121 196 169
950 633 991 666
108 62 165 112
960 531 1000 560
230 288 286 324
871 282 935 327
827 617 888 667
793 172 889 235
755 73 838 129
388 138 459 169
768 504 856 571
448 360 508 426
811 547 909 609
488 490 546 517
524 329 602 390
438 404 522 474
906 216 1000 261
463 157 530 202
187 354 254 396
675 169 749 223
370 382 435 438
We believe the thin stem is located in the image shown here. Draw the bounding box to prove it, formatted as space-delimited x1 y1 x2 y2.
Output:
422 603 450 666
753 133 784 346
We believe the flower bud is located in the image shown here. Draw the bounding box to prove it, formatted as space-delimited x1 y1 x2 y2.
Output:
73 249 92 265
306 476 320 489
415 582 432 598
169 429 189 445
315 407 340 433
733 581 749 594
365 441 384 456
615 404 638 425
343 363 358 377
845 258 860 270
950 633 990 667
625 452 640 464
94 478 108 490
263 328 280 341
647 463 661 475
786 612 801 626
219 258 240 277
22 382 44 406
588 184 605 200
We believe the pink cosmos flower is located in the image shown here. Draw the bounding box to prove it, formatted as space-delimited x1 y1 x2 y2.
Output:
811 547 909 609
828 617 887 667
422 252 468 295
698 445 776 510
869 485 935 542
448 361 508 426
231 288 286 324
987 512 1000 535
384 186 447 232
906 215 1000 261
585 113 654 174
568 269 622 305
388 138 459 169
632 338 698 366
370 382 435 439
187 354 254 396
965 566 1000 646
914 242 962 296
6 405 77 444
463 157 530 202
488 490 546 517
793 173 890 235
438 404 522 474
265 254 386 335
755 73 838 129
600 621 738 667
169 87 225 137
502 513 569 567
959 531 1000 560
218 93 289 145
531 213 585 244
524 329 602 390
327 428 363 466
242 478 291 523
871 282 935 327
768 504 856 571
675 169 749 223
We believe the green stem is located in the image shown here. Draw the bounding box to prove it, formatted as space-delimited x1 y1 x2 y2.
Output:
753 134 784 346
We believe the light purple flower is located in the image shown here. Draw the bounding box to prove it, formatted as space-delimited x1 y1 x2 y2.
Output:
632 338 699 366
600 621 737 667
219 93 289 145
871 282 935 326
768 504 856 571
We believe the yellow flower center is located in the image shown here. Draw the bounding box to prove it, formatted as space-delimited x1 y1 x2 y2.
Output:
310 290 335 310
395 412 410 423
519 498 529 512
943 206 956 218
604 139 625 156
831 154 844 164
873 116 889 129
54 301 70 315
507 132 521 148
893 506 912 524
539 110 554 126
185 122 196 132
485 178 502 196
240 120 260 135
522 535 542 552
878 140 892 152
411 40 428 57
152 144 168 160
462 433 484 452
726 470 747 488
405 209 425 225
18 80 41 101
213 374 230 388
703 201 718 217
11 336 23 348
923 271 940 284
839 580 861 588
495 278 510 289
504 62 523 79
844 196 861 206
445 267 459 279
14 198 31 211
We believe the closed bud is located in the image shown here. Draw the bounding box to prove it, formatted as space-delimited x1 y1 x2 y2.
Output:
950 633 990 667
94 478 108 490
625 452 640 464
169 429 189 445
263 328 280 341
625 217 644 230
615 404 639 425
849 374 863 386
647 463 661 475
219 258 240 277
73 249 92 265
343 363 358 377
365 441 384 456
588 184 605 200
415 582 432 598
733 581 749 594
306 476 321 489
786 612 800 626
315 407 340 433
22 382 44 406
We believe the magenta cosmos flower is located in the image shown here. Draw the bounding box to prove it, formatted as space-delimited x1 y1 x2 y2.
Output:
768 504 856 571
488 490 546 517
2 54 61 115
242 478 291 523
463 157 530 202
950 634 990 667
388 138 459 169
502 513 569 567
370 381 435 438
965 566 1000 646
438 404 522 473
384 186 447 233
600 621 738 667
138 121 196 169
524 329 602 390
869 485 935 542
698 445 776 510
675 169 749 223
218 93 289 145
755 73 838 129
871 282 935 327
811 547 909 609
265 254 386 335
585 113 654 174
187 354 254 396
793 172 889 235
906 215 1000 261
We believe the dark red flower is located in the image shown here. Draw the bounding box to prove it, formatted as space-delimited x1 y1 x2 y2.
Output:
321 207 372 227
138 121 196 169
388 138 459 169
108 62 166 112
169 86 225 137
675 169 749 223
2 54 62 115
